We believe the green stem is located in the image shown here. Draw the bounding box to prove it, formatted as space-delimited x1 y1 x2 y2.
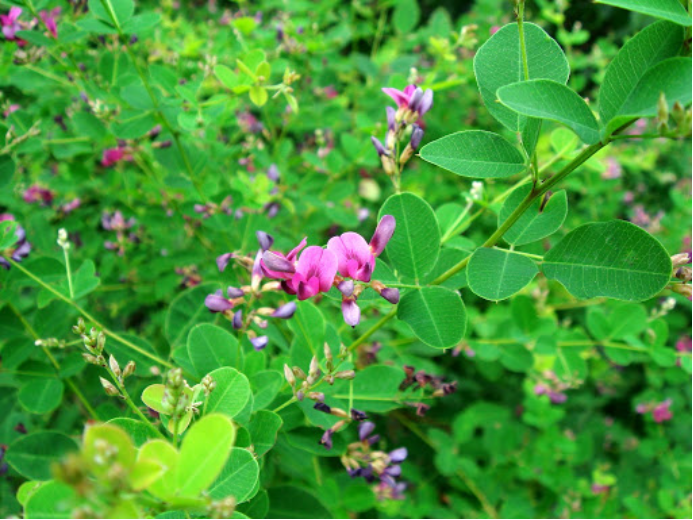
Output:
8 259 173 368
517 0 531 82
62 246 74 299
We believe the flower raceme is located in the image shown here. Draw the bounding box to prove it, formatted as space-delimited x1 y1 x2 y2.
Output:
261 215 398 326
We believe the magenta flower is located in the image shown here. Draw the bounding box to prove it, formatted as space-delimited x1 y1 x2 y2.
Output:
261 237 307 280
38 7 60 39
262 243 338 300
23 185 54 205
101 147 126 167
382 84 433 120
652 399 673 423
1 7 22 41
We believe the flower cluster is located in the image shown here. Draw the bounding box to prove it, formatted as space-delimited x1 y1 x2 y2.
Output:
23 184 54 205
371 84 433 186
1 6 60 43
342 421 408 500
101 211 138 256
533 370 572 404
398 365 458 416
636 398 673 423
0 214 31 270
206 231 297 350
261 215 397 326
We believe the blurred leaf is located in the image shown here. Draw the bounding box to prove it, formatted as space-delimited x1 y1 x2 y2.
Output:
595 0 692 25
6 432 78 480
24 481 76 519
84 423 136 475
393 0 420 33
88 0 134 27
18 379 64 414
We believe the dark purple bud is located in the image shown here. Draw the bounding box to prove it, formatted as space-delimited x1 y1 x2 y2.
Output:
369 215 396 256
342 298 361 327
371 136 389 157
409 125 424 149
314 402 332 414
232 310 243 329
380 287 400 304
256 230 274 251
358 421 375 441
267 164 280 182
262 251 295 273
416 403 431 416
227 286 244 298
251 336 269 351
347 468 362 478
148 124 162 139
386 106 396 131
129 34 138 44
205 291 233 313
271 301 297 319
361 465 375 482
442 381 457 395
337 279 354 297
319 429 334 450
350 409 367 421
389 447 408 463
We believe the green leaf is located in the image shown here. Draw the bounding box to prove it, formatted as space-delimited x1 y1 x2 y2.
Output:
121 12 161 33
393 0 420 33
419 130 526 178
177 414 236 497
250 371 283 411
76 17 119 34
215 64 238 89
0 155 15 188
88 0 135 27
500 344 534 372
332 365 405 412
0 220 18 249
165 283 218 350
267 486 332 519
605 57 692 135
247 410 283 457
18 379 64 414
139 440 178 500
210 448 260 502
24 481 76 519
474 23 569 134
71 260 100 299
15 30 55 47
499 185 568 246
397 287 467 348
599 21 683 135
288 300 325 369
206 367 253 418
467 248 539 301
107 334 160 375
187 323 239 379
542 220 672 301
108 418 155 446
378 192 440 279
595 0 692 26
497 80 601 144
249 86 268 107
110 111 158 139
6 432 78 480
129 458 166 491
84 423 136 474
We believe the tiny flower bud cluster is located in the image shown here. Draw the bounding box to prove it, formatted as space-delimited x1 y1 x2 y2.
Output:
398 365 457 415
533 370 574 404
102 210 138 256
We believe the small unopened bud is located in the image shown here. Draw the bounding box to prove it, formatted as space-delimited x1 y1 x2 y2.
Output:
676 267 692 283
672 283 692 299
657 92 669 126
324 374 335 385
82 353 100 365
57 228 70 249
292 366 307 380
379 287 400 304
202 374 216 396
284 364 296 387
371 136 389 157
330 407 349 419
308 392 325 401
72 318 86 335
334 370 356 380
409 124 424 149
671 252 691 267
100 377 120 397
96 331 106 353
309 356 320 378
323 342 333 362
109 355 121 378
122 361 136 379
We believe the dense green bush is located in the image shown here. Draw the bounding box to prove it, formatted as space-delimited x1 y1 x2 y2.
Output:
0 0 691 518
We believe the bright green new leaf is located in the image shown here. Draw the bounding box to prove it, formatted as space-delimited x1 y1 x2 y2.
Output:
84 423 136 475
210 448 260 502
467 248 539 301
378 192 440 279
139 440 179 500
397 287 466 348
499 185 569 246
542 220 672 301
205 367 252 418
18 379 64 414
419 131 526 178
497 80 601 144
24 481 76 519
177 414 236 497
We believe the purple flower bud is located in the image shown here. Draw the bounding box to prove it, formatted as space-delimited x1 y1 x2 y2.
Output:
262 251 296 273
256 230 274 251
205 291 233 313
267 164 280 182
347 468 362 478
371 136 389 157
384 464 402 477
380 287 400 304
358 421 375 441
232 310 243 329
350 409 367 421
548 391 567 404
227 286 244 298
266 202 280 218
314 402 332 414
369 215 396 256
337 279 354 297
409 125 424 149
320 429 334 450
342 298 361 327
408 87 424 113
386 106 396 131
389 447 408 463
251 336 269 351
271 301 297 319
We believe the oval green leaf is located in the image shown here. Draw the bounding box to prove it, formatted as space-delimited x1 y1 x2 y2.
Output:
397 287 466 348
187 323 239 379
499 185 568 246
419 130 526 178
467 248 539 301
595 0 692 26
206 367 252 418
18 379 64 414
542 220 672 301
6 432 78 480
210 447 260 502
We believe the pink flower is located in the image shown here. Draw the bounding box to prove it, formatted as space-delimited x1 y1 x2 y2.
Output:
39 7 60 39
327 215 396 283
652 399 673 423
1 7 22 41
101 147 126 167
262 241 338 300
381 85 433 119
4 104 20 117
676 336 691 354
23 185 54 205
